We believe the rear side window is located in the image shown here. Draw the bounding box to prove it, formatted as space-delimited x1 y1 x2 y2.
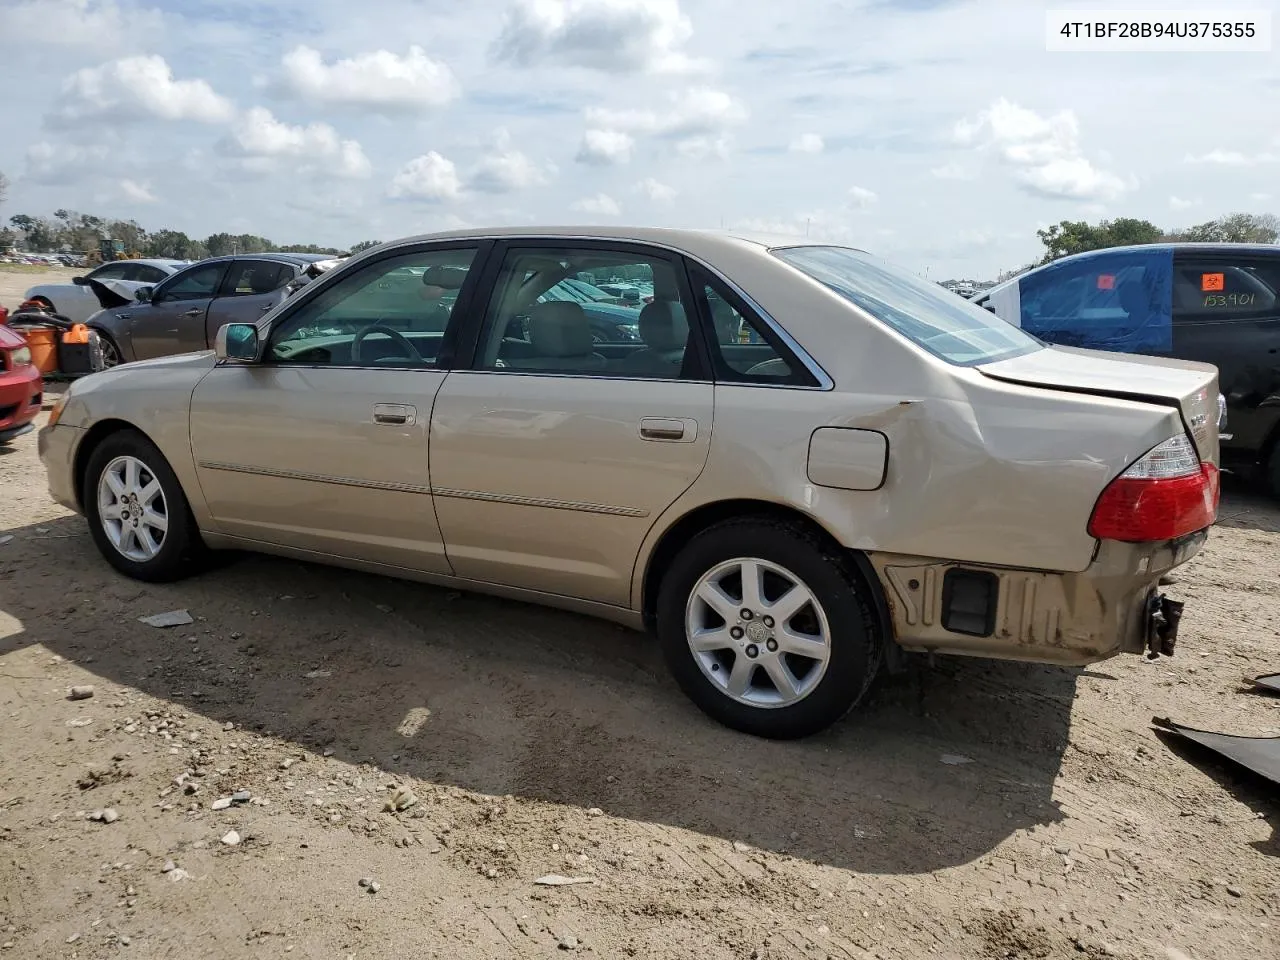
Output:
224 261 294 297
771 245 1040 366
1005 248 1174 354
1173 258 1280 321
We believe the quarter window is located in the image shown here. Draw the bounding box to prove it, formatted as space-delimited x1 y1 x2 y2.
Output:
1173 258 1280 321
475 247 697 379
266 247 478 368
90 262 131 282
692 271 813 385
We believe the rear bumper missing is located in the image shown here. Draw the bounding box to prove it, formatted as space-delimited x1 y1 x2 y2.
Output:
867 530 1207 666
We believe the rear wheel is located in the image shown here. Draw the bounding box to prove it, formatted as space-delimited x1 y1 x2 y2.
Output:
1267 444 1280 500
83 430 205 582
656 517 883 739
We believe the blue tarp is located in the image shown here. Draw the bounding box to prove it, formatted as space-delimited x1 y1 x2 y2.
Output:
1015 247 1174 354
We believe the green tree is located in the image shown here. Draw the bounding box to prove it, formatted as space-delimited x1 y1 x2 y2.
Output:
348 239 381 253
8 214 59 251
1036 217 1162 264
1172 212 1280 244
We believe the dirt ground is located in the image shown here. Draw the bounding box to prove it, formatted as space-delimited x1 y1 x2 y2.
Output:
1 265 1277 960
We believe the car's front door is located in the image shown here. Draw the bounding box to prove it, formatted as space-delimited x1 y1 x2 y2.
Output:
188 243 488 572
128 261 229 360
429 241 715 607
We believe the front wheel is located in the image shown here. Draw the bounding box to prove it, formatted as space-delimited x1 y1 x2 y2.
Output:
83 430 205 582
656 518 883 739
95 331 123 369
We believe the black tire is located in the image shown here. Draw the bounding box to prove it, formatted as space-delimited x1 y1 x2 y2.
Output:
93 329 123 368
656 517 884 739
83 429 206 582
1267 444 1280 501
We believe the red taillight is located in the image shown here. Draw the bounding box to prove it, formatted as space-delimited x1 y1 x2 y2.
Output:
1088 435 1219 542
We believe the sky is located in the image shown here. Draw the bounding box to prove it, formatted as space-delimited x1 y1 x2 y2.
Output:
0 0 1276 278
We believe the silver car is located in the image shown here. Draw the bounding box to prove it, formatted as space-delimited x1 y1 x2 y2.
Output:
24 259 188 324
40 227 1222 738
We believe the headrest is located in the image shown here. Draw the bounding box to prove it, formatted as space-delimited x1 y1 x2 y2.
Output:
638 300 688 353
527 301 592 357
423 264 467 290
248 267 279 294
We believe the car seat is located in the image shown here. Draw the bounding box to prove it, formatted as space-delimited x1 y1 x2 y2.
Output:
506 301 605 371
617 300 688 376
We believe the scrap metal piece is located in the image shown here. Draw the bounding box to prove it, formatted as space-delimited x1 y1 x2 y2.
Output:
1152 717 1280 787
1252 674 1280 695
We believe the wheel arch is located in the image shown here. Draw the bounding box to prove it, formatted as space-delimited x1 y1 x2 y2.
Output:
638 498 893 644
73 419 155 511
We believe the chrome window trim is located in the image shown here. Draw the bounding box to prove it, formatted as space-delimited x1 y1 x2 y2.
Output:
313 232 837 391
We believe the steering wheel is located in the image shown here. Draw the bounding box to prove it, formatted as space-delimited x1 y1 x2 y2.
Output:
350 324 424 364
745 358 791 377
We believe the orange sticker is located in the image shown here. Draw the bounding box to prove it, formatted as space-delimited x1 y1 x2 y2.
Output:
1201 272 1225 292
1096 274 1115 290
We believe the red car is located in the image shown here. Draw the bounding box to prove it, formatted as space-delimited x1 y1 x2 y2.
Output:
0 323 41 444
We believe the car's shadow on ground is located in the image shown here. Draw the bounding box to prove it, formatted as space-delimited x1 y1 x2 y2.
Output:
1218 476 1280 534
0 514 1076 875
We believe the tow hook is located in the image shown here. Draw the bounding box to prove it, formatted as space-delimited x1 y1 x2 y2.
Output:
1145 593 1184 658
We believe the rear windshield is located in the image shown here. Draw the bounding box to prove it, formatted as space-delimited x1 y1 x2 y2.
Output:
771 245 1042 366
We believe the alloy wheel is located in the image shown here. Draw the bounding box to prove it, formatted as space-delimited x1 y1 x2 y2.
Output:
684 556 832 708
97 455 168 562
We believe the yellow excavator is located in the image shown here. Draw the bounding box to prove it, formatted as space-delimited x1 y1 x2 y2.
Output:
85 238 142 265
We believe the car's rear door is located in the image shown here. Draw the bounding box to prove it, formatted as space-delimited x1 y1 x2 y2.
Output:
188 242 489 572
205 259 297 344
428 239 714 607
128 261 228 360
1170 250 1280 457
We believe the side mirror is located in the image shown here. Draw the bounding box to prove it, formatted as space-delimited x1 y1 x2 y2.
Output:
72 275 88 285
215 323 260 363
134 286 154 303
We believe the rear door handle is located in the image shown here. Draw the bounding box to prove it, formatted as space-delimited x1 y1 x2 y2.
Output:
373 403 417 426
182 308 202 317
639 417 697 442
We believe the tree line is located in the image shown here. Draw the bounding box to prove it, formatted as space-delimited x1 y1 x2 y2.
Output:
995 211 1280 280
0 204 380 261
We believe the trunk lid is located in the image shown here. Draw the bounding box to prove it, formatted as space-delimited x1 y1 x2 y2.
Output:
979 345 1220 463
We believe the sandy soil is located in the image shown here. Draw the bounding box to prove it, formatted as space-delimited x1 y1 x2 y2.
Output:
0 266 81 312
0 296 1277 959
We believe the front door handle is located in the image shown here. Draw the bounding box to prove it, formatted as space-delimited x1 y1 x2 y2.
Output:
373 403 417 426
639 417 696 442
182 308 202 317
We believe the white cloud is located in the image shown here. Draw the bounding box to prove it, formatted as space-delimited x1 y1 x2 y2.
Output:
53 55 235 125
848 186 878 208
789 133 824 154
389 152 462 201
0 0 154 47
493 0 699 74
119 179 157 203
220 107 372 179
954 98 1129 202
930 162 973 180
634 177 676 202
571 192 622 216
1169 196 1197 210
23 140 112 184
277 45 460 111
1183 149 1278 166
576 128 634 165
1251 192 1273 202
584 87 747 158
468 129 551 193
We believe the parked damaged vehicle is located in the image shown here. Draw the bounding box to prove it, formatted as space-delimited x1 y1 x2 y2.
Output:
973 243 1279 496
41 227 1221 739
83 253 332 367
24 259 188 324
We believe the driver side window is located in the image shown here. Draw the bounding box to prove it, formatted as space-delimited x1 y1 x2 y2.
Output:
266 247 478 369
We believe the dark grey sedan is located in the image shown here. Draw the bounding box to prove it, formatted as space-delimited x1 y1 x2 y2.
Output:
86 253 332 367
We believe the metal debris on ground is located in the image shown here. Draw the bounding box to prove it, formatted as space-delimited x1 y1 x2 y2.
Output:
1251 673 1280 695
1153 716 1280 788
138 610 194 628
534 875 596 886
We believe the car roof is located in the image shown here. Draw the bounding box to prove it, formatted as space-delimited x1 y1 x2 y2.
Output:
1034 242 1280 263
194 252 333 266
126 259 188 270
366 225 867 262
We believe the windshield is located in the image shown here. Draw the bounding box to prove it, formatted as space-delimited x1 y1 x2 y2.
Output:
771 245 1042 366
